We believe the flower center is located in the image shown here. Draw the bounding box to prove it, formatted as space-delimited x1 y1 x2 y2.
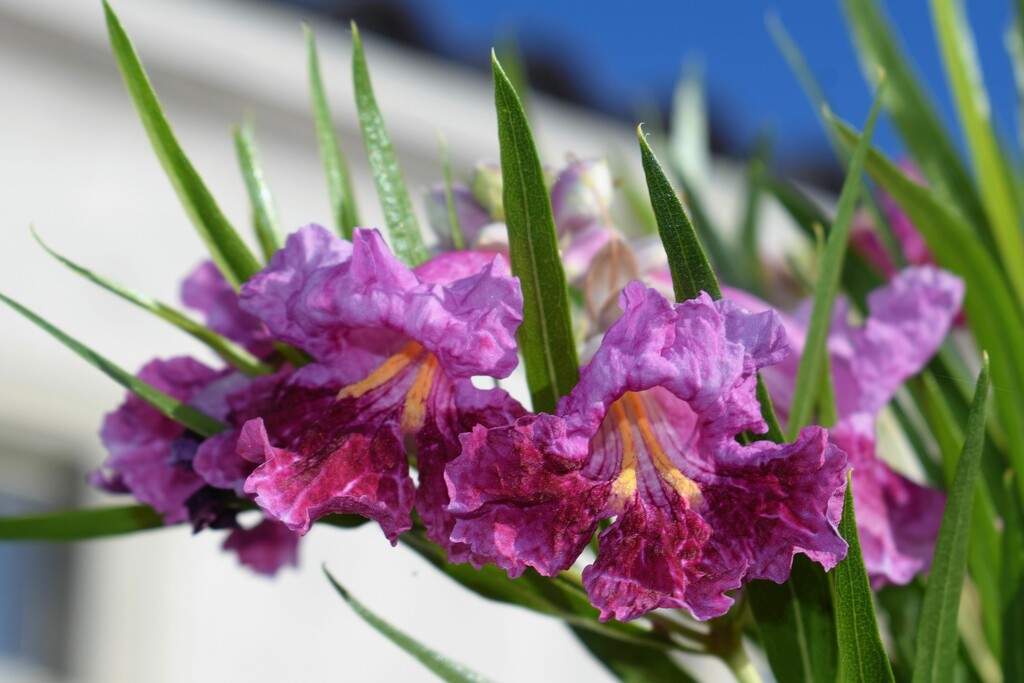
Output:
608 391 702 506
337 341 441 434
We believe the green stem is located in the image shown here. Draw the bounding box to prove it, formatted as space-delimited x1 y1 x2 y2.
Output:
723 643 764 683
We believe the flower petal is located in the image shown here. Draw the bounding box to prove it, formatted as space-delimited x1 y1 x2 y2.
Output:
222 517 300 576
446 415 606 577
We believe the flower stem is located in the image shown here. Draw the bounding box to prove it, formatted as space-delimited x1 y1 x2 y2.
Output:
722 642 764 683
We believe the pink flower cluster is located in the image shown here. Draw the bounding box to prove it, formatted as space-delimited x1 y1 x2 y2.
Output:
91 160 963 620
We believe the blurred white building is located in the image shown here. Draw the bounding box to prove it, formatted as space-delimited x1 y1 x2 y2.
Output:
0 1 771 680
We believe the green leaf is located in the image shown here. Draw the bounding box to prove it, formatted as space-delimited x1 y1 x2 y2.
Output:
572 628 698 683
736 134 772 294
398 530 668 650
351 23 428 266
1003 489 1024 683
912 355 990 683
323 567 493 683
637 125 721 302
747 556 838 683
834 475 896 682
233 120 285 260
0 505 164 541
0 292 228 437
840 0 991 249
930 0 1024 309
102 0 261 290
305 25 359 239
33 229 272 377
786 88 884 440
492 53 580 413
830 118 1024 507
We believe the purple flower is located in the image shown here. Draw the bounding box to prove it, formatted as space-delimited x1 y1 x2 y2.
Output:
91 357 221 524
223 518 300 576
445 283 847 621
238 226 526 559
182 261 274 357
727 266 964 586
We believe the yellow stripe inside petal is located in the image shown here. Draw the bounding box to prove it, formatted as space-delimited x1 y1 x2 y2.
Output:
338 342 426 399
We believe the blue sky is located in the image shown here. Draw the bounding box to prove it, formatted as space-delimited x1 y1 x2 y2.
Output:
422 0 1019 163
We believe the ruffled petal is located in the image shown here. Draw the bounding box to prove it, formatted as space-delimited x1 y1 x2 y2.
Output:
241 412 415 543
830 266 964 415
447 414 606 577
93 357 219 523
181 261 273 356
242 227 523 378
831 415 945 587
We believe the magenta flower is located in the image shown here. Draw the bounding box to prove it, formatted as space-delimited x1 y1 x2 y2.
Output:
445 282 847 621
223 518 299 576
727 266 964 586
182 260 274 357
238 225 525 560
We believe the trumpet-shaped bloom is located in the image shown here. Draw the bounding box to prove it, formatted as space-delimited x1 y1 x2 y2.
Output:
239 226 525 558
728 266 964 586
446 283 847 621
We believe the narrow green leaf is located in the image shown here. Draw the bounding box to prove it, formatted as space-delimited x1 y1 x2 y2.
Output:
1002 487 1024 683
324 567 493 683
398 529 668 650
835 475 896 682
33 230 272 376
840 0 991 247
930 0 1024 309
638 125 721 302
0 292 228 437
102 0 261 289
572 628 698 683
305 25 359 239
351 23 428 266
233 121 285 260
786 90 883 440
0 505 164 541
493 53 580 413
747 556 838 683
831 118 1024 507
438 133 466 250
912 355 990 683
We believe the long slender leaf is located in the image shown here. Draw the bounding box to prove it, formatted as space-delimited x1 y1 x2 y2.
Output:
840 0 991 249
33 230 272 376
103 0 260 289
0 505 164 541
233 121 285 260
305 25 359 239
638 125 721 302
0 292 228 437
786 89 883 440
493 54 579 413
930 0 1024 308
831 118 1024 507
835 476 896 682
324 568 493 683
912 355 990 683
1003 486 1024 683
572 628 698 683
351 23 428 266
747 556 838 683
